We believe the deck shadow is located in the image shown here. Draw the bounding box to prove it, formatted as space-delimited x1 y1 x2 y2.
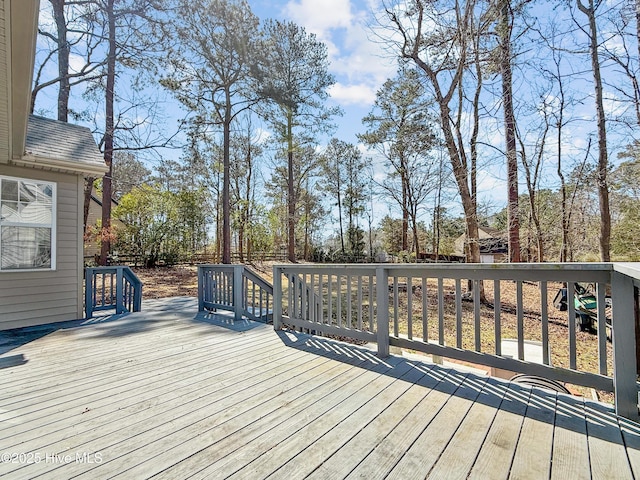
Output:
276 328 640 450
191 310 266 332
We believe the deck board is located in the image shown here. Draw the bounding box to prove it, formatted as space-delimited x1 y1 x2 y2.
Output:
0 297 638 479
551 394 591 479
427 377 506 479
467 382 530 479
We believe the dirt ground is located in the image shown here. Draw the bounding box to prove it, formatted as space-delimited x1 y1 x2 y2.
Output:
130 262 275 299
131 265 200 299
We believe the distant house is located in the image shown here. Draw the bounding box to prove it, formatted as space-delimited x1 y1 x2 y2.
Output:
454 226 508 263
0 0 107 330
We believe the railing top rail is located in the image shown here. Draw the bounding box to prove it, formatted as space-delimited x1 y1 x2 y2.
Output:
86 266 123 274
86 265 143 286
275 262 616 271
613 263 640 282
198 264 237 272
274 262 621 283
244 267 273 293
122 266 143 287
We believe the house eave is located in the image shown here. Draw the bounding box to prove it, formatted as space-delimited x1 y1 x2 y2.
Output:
9 0 40 159
12 154 108 177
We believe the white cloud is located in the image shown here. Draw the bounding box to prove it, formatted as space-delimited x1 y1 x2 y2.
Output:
253 128 272 145
283 0 396 112
69 53 86 75
328 83 376 106
284 0 353 34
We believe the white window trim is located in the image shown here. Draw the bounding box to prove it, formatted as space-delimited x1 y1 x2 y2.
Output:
0 175 57 272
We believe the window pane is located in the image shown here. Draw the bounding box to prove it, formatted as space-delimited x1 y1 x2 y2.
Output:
19 182 38 203
1 227 51 269
0 177 54 270
20 202 52 224
1 180 18 201
37 184 53 204
1 201 19 222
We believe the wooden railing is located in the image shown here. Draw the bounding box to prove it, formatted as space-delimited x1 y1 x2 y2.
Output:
273 263 640 421
85 266 143 318
198 265 273 322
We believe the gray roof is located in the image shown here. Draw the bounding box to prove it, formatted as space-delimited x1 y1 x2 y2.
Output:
24 115 105 168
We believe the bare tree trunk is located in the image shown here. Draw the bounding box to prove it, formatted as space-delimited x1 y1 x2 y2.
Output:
303 181 310 261
51 0 71 121
636 0 640 70
390 0 480 263
83 177 94 234
215 173 221 262
518 121 547 262
499 0 520 263
287 110 296 263
336 159 345 253
99 0 116 266
577 0 611 262
242 151 252 264
368 179 374 261
401 159 409 252
222 94 232 264
412 215 420 256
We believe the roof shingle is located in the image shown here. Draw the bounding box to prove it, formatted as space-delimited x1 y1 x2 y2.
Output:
24 115 105 167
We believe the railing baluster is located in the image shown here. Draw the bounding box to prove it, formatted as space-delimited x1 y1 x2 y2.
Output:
568 282 577 370
287 275 293 319
369 274 374 332
517 280 524 360
328 274 333 325
407 275 413 340
319 274 325 324
310 274 316 323
357 275 363 330
303 273 308 322
337 274 342 328
474 279 480 352
347 274 352 329
101 273 106 307
597 282 607 375
455 278 462 349
422 277 428 343
438 277 444 345
541 281 549 365
393 276 399 337
494 280 501 356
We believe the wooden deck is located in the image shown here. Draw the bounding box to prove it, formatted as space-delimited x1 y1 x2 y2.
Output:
1 297 639 479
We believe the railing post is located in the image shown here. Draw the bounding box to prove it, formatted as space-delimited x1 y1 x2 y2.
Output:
197 265 205 312
273 266 282 330
376 266 390 358
85 268 94 319
132 269 142 312
115 266 124 314
611 271 639 421
233 265 244 322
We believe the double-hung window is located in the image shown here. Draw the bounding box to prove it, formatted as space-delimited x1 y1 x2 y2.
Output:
0 176 56 271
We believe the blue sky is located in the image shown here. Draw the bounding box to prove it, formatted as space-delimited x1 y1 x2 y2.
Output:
250 0 397 146
34 0 636 227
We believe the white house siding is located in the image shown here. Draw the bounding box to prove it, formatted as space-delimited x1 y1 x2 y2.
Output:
0 165 84 330
0 1 9 163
